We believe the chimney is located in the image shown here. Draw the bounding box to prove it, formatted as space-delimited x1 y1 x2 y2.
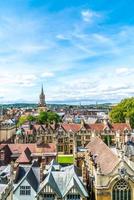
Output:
40 156 46 182
82 161 87 186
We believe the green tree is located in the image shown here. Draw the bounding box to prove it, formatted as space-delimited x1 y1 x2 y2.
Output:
37 111 48 124
110 97 134 128
47 112 60 123
18 115 28 126
27 115 36 122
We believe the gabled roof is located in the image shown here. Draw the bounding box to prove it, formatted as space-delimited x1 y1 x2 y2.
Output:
86 137 119 175
6 143 56 155
16 147 31 164
61 123 81 132
14 160 40 193
51 122 131 133
111 123 131 132
38 164 88 198
45 159 61 172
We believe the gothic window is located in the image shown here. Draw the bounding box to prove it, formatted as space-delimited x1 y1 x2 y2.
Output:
112 179 131 200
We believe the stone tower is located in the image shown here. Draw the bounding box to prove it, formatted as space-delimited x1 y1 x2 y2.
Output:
39 85 46 107
38 85 47 112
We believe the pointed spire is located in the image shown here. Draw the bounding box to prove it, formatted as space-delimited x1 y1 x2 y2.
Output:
41 84 44 96
39 84 46 107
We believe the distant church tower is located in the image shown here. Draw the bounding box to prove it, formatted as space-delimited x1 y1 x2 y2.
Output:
38 85 47 112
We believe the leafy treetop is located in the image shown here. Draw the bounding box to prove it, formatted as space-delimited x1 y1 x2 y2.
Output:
110 97 134 128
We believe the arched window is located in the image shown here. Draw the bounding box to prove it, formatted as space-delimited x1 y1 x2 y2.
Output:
112 179 131 200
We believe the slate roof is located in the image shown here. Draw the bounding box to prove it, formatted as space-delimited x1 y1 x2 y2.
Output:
38 162 88 198
125 141 134 156
45 159 61 173
86 137 119 175
14 160 40 193
0 165 11 184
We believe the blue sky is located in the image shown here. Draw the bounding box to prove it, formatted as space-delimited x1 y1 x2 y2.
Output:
0 0 134 104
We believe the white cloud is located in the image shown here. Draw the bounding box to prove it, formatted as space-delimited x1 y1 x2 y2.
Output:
81 9 99 23
56 34 67 40
0 73 37 86
41 71 54 78
116 67 129 74
45 65 134 103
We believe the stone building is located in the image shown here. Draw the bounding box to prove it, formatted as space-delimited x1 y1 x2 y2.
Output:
34 120 131 155
36 160 89 200
13 159 88 200
0 122 16 143
0 143 57 166
38 85 47 112
84 136 134 200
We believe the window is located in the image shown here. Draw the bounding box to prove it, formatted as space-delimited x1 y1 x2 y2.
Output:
20 186 31 195
112 179 131 200
58 138 63 143
58 146 63 152
77 136 81 139
67 194 80 200
43 193 55 200
77 141 82 146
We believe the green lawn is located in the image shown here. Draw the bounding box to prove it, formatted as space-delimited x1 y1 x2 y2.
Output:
58 154 74 164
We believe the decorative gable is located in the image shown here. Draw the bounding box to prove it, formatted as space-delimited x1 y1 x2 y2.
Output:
43 184 54 193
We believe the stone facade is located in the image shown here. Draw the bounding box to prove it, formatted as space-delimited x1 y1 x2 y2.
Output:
0 125 16 142
15 120 131 156
84 136 134 200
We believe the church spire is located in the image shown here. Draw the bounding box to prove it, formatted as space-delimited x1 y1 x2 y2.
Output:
41 84 44 96
39 84 46 107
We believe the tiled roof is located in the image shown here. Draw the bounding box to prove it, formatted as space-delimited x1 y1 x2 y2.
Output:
111 123 131 132
86 137 119 175
86 123 104 132
16 147 31 164
62 123 81 132
7 143 56 154
8 144 36 154
56 122 131 133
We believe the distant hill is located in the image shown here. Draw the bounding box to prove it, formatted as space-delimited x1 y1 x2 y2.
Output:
0 102 113 109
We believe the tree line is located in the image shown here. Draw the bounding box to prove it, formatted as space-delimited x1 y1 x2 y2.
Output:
110 97 134 128
18 111 61 126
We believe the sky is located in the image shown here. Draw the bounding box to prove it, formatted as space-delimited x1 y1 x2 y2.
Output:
0 0 134 104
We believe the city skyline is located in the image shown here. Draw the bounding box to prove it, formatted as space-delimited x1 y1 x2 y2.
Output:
0 0 134 103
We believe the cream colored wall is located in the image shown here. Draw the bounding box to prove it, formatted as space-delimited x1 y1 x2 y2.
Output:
0 126 16 142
